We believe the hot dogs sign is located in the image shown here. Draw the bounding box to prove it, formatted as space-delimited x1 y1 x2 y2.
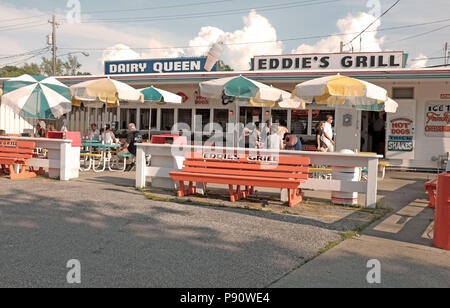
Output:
425 102 450 137
387 117 414 152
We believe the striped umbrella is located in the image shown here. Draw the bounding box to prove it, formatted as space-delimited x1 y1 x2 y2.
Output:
1 74 71 119
199 75 285 103
294 74 389 107
139 86 182 104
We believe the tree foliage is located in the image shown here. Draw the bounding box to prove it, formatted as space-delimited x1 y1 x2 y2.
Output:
217 60 233 71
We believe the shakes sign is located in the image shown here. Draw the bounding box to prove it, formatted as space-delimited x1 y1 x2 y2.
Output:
425 101 450 137
387 117 414 152
252 51 405 71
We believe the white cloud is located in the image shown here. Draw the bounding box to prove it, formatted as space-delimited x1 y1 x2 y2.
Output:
188 10 283 70
409 53 428 68
293 12 384 54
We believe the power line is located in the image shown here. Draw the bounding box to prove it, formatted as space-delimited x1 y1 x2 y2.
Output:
344 0 400 49
84 0 233 15
65 0 341 24
0 47 50 60
0 14 46 24
384 23 450 45
0 22 48 32
57 16 450 52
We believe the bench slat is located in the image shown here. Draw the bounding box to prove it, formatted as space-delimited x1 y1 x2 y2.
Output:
184 160 309 173
170 171 302 189
0 153 33 159
0 147 34 154
186 152 310 165
0 140 36 149
182 166 309 180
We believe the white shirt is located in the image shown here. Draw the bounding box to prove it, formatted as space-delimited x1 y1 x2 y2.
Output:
322 122 333 147
61 119 68 132
103 131 116 144
88 129 100 140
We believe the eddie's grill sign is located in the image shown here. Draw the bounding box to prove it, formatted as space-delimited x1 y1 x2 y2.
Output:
253 51 405 71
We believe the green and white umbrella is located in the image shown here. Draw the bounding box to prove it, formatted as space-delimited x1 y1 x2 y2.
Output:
139 86 182 104
1 74 71 119
199 75 284 103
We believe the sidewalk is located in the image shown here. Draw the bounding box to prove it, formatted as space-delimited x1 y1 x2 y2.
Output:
271 171 450 288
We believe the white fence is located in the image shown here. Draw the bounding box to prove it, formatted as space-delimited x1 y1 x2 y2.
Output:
135 144 381 208
1 136 80 181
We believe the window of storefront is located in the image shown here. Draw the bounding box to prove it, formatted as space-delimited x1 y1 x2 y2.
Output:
239 107 262 125
150 109 157 129
214 109 229 131
291 110 308 135
140 109 150 130
178 108 192 129
392 87 414 99
120 108 136 129
271 109 288 127
195 109 211 132
160 109 174 131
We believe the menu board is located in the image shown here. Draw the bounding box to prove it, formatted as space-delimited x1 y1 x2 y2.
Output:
424 101 450 137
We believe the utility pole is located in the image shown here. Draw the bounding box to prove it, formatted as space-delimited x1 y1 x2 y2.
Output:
445 42 449 66
340 41 344 52
48 14 59 76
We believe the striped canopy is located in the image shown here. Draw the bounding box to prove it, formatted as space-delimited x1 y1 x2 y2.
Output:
1 74 71 119
199 75 285 102
294 74 389 106
70 77 143 107
139 86 182 104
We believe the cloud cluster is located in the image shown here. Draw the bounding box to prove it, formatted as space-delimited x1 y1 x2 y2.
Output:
292 12 384 54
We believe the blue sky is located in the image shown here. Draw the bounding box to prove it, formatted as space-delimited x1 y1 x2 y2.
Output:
0 0 449 74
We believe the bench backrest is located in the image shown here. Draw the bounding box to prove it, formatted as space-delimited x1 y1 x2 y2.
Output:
183 152 310 180
0 139 36 160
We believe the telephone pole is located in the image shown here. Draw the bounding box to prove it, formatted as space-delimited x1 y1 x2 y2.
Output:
445 42 449 66
48 14 59 76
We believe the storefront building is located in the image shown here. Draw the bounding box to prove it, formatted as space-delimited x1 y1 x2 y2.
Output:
1 52 449 169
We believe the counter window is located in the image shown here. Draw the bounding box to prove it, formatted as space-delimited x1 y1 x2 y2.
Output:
195 109 211 132
178 108 192 129
291 110 308 135
312 110 335 135
214 109 229 132
140 109 150 130
161 109 174 131
271 109 288 127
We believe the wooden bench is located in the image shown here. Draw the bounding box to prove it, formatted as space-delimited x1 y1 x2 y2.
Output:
170 152 310 207
425 179 437 209
0 139 37 180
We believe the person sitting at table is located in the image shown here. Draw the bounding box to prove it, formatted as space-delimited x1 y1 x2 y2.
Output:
88 123 100 140
36 123 46 137
102 124 117 144
120 123 142 171
283 132 302 151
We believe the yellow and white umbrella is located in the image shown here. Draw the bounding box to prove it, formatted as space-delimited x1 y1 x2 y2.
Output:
249 89 306 109
70 77 143 107
294 74 388 107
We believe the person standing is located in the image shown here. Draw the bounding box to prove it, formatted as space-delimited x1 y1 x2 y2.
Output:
322 115 335 152
121 123 142 171
276 120 289 150
61 114 68 132
315 121 328 152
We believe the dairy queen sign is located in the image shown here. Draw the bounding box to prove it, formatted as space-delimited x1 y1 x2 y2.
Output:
387 117 414 152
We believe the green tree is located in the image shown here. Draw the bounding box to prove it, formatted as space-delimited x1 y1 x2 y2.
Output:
0 63 41 77
217 60 233 71
40 55 91 76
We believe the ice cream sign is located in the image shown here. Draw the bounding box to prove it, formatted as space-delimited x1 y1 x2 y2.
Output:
387 117 414 152
424 102 450 137
105 57 216 75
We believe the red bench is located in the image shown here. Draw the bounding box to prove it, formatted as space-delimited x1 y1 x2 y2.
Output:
425 179 437 208
170 152 310 207
0 139 37 180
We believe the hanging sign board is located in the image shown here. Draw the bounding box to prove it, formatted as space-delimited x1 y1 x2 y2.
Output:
252 51 405 71
105 57 216 75
424 101 450 137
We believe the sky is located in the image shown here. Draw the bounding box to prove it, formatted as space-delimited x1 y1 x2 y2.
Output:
0 0 449 74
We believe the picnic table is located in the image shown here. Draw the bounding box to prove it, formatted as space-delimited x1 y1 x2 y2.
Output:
80 141 131 172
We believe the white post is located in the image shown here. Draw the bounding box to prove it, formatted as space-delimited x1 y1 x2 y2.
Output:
136 145 146 188
365 157 378 208
59 142 71 181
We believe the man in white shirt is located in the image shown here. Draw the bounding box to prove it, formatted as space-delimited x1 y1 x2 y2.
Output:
321 114 335 152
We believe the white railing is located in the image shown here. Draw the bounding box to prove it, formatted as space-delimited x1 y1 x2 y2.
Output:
136 144 381 208
1 136 80 181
